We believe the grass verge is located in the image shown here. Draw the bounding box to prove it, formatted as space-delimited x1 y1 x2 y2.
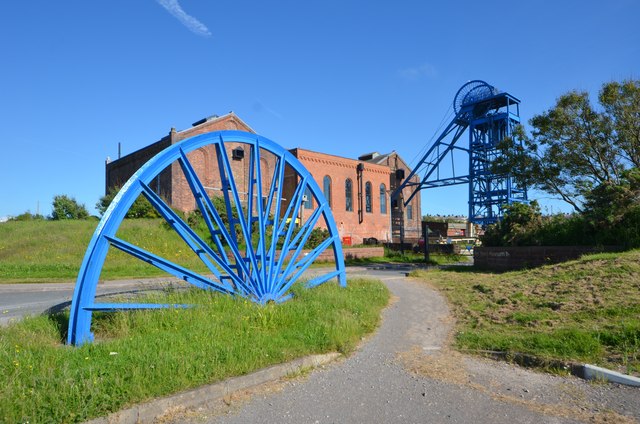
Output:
0 278 388 423
410 249 640 375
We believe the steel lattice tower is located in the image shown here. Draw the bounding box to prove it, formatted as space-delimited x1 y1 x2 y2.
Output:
391 80 527 226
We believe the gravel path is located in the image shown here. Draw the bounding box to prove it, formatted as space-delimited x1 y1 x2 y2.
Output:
168 268 639 424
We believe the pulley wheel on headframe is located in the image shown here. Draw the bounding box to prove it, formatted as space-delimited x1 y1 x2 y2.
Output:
453 80 499 117
68 130 346 345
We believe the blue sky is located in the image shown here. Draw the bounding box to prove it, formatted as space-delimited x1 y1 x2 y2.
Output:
0 0 638 219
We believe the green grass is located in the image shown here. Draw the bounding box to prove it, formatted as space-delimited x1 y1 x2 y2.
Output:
411 249 640 375
0 278 389 423
0 220 468 283
0 219 214 283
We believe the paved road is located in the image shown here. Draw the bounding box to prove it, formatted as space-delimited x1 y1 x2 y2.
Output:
0 277 187 326
169 267 639 424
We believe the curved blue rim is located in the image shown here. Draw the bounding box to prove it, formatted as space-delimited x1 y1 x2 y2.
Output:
68 130 346 345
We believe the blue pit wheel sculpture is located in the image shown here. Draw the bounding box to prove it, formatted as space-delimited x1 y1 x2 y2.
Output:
68 131 346 345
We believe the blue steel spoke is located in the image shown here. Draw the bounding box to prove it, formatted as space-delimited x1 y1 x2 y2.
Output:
305 269 343 289
214 136 261 283
177 149 231 269
213 139 243 275
139 181 235 291
246 143 255 256
105 235 232 294
262 155 283 226
84 303 191 312
281 235 336 281
244 142 265 296
276 204 326 289
265 155 286 291
268 176 307 294
289 204 325 249
252 141 268 290
177 148 256 296
275 237 337 298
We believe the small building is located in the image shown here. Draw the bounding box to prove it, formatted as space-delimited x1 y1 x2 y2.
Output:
105 113 421 245
424 221 479 239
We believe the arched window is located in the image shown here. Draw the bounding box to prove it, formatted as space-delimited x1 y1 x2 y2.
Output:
379 184 387 214
303 187 313 209
345 179 353 212
365 181 372 213
323 175 332 207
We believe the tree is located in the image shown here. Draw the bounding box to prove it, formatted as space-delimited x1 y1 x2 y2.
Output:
481 201 543 246
600 80 640 168
583 167 640 228
51 195 90 220
496 79 640 212
96 187 160 219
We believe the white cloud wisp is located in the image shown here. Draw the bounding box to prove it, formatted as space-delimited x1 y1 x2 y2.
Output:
398 63 438 81
156 0 211 37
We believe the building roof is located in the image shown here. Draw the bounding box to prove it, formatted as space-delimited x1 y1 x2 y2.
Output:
362 152 394 165
178 111 256 135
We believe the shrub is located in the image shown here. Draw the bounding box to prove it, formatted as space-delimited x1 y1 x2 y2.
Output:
9 212 46 221
50 195 89 220
96 188 160 219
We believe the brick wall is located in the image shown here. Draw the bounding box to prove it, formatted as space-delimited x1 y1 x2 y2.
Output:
315 246 384 262
105 138 171 195
106 115 420 248
225 246 384 262
368 153 422 242
286 148 393 245
474 245 622 271
106 113 281 213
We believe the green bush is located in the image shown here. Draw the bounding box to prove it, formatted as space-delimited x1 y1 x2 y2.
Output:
9 212 46 221
482 171 640 249
96 188 160 219
50 195 89 220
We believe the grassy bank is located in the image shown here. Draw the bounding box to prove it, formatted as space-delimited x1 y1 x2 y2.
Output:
0 278 389 423
0 219 212 283
0 219 467 283
411 249 640 375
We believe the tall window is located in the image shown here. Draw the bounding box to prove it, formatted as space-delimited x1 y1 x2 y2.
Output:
379 184 387 214
407 204 413 220
303 187 313 209
365 181 372 213
323 175 332 207
345 179 353 212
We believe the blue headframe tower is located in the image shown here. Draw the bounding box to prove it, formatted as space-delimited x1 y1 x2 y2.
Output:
391 80 527 226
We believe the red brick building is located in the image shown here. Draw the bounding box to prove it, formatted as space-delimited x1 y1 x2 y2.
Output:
284 149 421 245
106 113 421 244
105 113 269 212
